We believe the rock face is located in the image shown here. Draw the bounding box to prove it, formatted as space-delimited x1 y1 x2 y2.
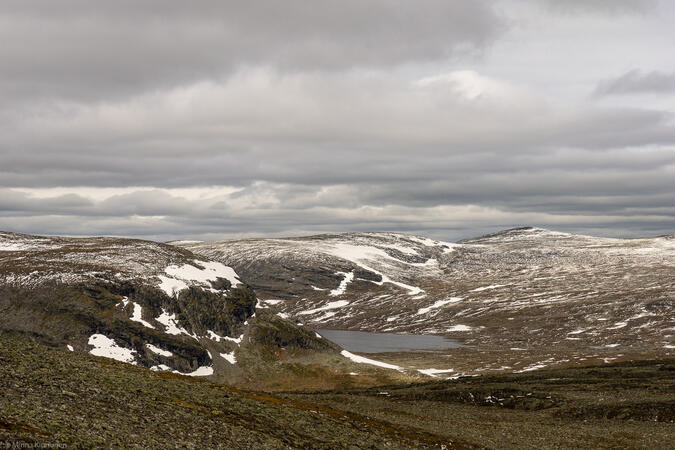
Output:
178 227 675 373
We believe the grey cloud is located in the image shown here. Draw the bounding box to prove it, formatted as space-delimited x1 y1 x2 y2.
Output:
0 1 673 241
594 70 675 96
542 0 656 14
1 70 673 190
0 1 502 103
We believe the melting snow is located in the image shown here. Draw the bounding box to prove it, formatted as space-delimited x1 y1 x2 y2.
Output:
417 368 454 377
155 309 197 339
382 243 420 256
88 334 137 364
66 345 74 351
299 300 350 315
222 334 244 345
416 298 462 315
324 243 424 295
516 363 547 373
446 324 473 332
330 271 354 296
186 366 214 377
157 260 241 296
156 276 189 296
340 350 402 370
146 343 173 357
220 351 237 364
129 301 155 329
471 284 506 292
312 311 338 322
608 322 628 330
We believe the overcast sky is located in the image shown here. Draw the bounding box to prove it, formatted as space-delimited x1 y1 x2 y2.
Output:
1 0 674 241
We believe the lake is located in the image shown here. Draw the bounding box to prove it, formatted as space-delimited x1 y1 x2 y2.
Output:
317 329 465 353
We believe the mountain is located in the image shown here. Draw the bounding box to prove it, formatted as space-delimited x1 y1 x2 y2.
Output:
1 227 673 447
177 227 675 375
2 227 672 383
0 231 405 390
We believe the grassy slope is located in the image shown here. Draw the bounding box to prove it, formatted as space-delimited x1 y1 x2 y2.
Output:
0 331 468 449
1 331 673 449
286 360 675 449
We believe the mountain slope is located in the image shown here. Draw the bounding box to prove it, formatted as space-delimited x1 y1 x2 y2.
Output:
178 227 674 374
2 330 672 449
0 331 462 449
0 231 416 388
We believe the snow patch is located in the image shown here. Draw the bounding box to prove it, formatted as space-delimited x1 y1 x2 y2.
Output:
324 243 424 295
383 243 420 256
340 350 402 370
417 368 454 377
155 309 197 339
446 324 473 332
516 364 547 373
471 284 506 292
299 300 350 315
220 351 237 364
186 366 214 377
222 334 244 345
416 298 462 315
330 271 354 296
263 299 284 305
88 334 137 365
66 345 74 352
146 343 173 357
129 301 155 329
156 276 189 296
157 260 241 296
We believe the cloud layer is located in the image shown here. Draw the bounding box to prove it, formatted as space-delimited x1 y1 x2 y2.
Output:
1 1 674 241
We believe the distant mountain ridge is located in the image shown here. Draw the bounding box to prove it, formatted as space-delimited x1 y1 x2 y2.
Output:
1 227 673 381
177 227 674 374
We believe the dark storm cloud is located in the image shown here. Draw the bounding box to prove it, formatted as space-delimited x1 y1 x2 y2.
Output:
594 70 675 96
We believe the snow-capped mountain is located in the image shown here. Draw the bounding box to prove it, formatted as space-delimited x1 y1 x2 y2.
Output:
178 227 674 374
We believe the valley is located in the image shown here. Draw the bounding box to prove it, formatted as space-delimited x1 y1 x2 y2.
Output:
0 227 673 447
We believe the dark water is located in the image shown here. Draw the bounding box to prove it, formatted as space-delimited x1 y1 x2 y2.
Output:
317 329 465 353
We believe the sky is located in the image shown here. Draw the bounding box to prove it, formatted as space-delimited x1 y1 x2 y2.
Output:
1 0 674 242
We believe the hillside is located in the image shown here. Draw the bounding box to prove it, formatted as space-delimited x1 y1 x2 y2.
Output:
0 231 406 389
1 331 672 448
178 227 675 375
